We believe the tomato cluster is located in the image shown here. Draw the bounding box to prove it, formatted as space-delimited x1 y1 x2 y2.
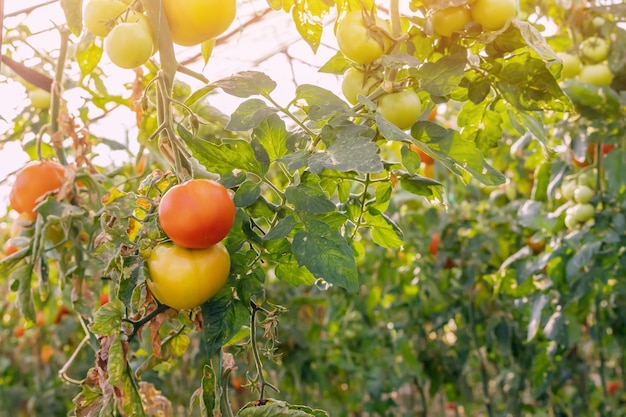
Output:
561 180 596 230
83 0 236 69
558 36 613 86
431 0 517 37
146 179 235 310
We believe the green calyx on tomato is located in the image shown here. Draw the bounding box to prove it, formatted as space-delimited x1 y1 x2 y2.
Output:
580 36 609 64
431 6 471 37
341 67 379 105
158 179 236 249
470 0 517 31
163 0 236 46
336 11 391 65
578 63 613 86
147 243 230 310
378 89 422 130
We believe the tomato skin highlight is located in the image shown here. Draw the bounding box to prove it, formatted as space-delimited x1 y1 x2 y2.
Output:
10 161 66 216
158 179 236 249
147 243 230 310
163 0 236 46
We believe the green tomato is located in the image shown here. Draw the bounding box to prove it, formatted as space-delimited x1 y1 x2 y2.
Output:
578 170 597 188
105 20 154 69
28 89 51 110
561 180 577 201
336 11 391 64
557 52 582 79
432 6 472 37
564 214 579 230
578 64 613 86
378 89 422 130
470 0 517 31
571 203 595 223
580 36 609 63
592 16 605 29
573 185 593 204
84 0 129 37
341 67 379 105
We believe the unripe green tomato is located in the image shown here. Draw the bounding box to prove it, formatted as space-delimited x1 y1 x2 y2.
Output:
84 0 129 37
578 170 597 188
105 21 154 69
336 11 391 64
564 214 579 230
470 0 517 31
341 67 378 105
578 64 613 86
573 185 593 204
580 36 610 64
432 6 472 37
592 16 605 28
557 52 582 79
571 203 595 223
28 89 51 110
377 89 422 130
561 181 577 201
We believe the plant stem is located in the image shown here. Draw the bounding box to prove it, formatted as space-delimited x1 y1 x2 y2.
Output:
125 303 170 342
51 27 70 165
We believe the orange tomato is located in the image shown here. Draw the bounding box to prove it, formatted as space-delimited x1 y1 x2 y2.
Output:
13 324 25 338
10 161 66 216
158 179 236 249
429 233 440 256
608 381 621 396
3 239 19 256
410 144 435 165
36 311 45 327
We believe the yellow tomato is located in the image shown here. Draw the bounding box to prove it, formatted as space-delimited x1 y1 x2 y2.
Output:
147 243 230 310
162 0 236 46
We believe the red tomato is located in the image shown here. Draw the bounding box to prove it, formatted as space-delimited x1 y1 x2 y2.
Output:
10 161 66 216
608 381 621 396
158 179 236 249
429 233 440 256
410 144 435 165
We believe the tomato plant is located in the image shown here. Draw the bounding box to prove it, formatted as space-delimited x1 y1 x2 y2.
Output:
470 0 517 31
336 10 390 64
431 6 472 37
377 89 421 130
146 242 230 310
162 0 236 46
9 161 65 216
158 179 235 249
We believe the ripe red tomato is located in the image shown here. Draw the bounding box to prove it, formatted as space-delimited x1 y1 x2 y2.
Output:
147 242 230 310
100 292 110 306
158 179 236 249
410 144 435 165
607 381 621 396
10 161 66 216
13 324 25 338
54 305 71 324
429 233 440 256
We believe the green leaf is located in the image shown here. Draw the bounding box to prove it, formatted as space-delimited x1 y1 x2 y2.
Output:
107 335 126 386
60 0 83 36
491 52 570 111
292 216 358 292
295 84 349 121
234 181 262 208
563 80 621 119
184 85 219 107
363 210 404 248
213 71 277 98
457 101 503 153
263 215 297 241
183 136 269 177
201 292 249 356
275 255 318 286
10 263 35 322
285 174 336 214
318 51 351 74
416 53 467 97
91 300 124 336
309 119 381 173
252 114 290 161
238 398 329 417
76 32 102 78
201 38 216 66
399 173 444 199
227 99 278 131
291 1 331 53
